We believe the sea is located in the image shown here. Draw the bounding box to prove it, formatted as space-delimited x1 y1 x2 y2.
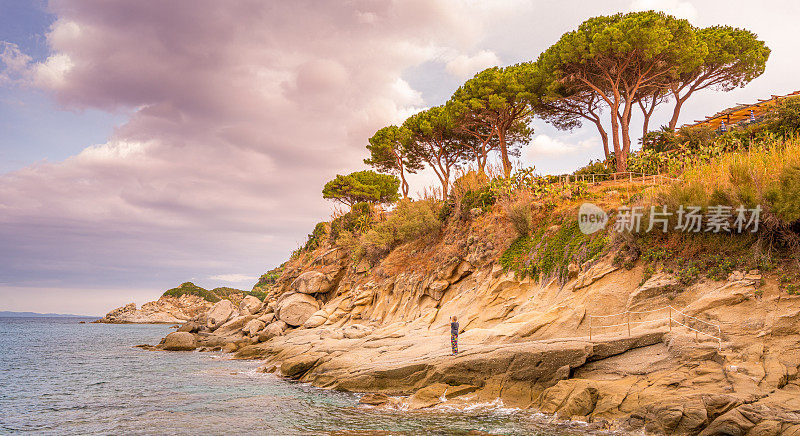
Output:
0 317 621 435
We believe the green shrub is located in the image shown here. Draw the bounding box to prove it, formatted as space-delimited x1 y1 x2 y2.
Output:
766 164 800 224
330 202 373 241
302 222 328 252
761 96 800 137
499 217 608 282
503 194 534 236
459 185 496 218
162 282 221 303
359 199 442 262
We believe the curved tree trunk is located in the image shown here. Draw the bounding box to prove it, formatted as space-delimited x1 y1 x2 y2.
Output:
498 129 511 177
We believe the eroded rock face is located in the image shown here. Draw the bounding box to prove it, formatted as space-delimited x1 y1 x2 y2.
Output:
161 332 197 351
277 293 319 327
291 271 334 294
627 273 679 308
206 299 237 330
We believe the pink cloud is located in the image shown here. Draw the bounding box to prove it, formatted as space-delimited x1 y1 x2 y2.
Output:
0 0 496 295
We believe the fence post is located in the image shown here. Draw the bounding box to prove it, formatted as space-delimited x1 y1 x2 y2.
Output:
592 174 595 184
668 306 672 332
629 172 633 183
627 312 631 337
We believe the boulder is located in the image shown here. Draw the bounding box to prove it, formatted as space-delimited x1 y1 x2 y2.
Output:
161 332 197 351
303 309 328 328
239 295 263 316
206 299 237 330
257 320 288 342
291 271 334 294
280 352 326 378
277 293 320 327
243 319 266 337
214 315 257 336
257 312 275 324
177 321 199 333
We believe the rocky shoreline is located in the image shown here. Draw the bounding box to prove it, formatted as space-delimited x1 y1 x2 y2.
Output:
130 243 800 436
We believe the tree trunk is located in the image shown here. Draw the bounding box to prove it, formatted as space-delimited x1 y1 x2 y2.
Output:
498 129 511 177
610 101 623 172
668 97 686 131
590 118 610 159
398 164 408 198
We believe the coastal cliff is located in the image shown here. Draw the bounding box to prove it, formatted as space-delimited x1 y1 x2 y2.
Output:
135 139 800 434
139 200 800 434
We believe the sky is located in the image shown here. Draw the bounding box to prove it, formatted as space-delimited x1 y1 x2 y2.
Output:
0 0 798 315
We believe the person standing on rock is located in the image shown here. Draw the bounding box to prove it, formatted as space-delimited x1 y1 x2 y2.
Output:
450 315 459 355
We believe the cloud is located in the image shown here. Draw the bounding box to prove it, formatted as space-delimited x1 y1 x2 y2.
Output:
629 0 699 22
209 274 258 283
0 0 507 295
0 42 33 84
524 134 597 158
445 50 501 79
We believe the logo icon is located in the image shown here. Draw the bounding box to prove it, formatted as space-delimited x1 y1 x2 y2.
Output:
578 202 608 235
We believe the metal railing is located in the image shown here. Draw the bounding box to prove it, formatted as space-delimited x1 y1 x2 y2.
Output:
558 172 681 186
588 305 722 350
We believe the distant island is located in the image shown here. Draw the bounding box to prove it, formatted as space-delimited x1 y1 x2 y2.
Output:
0 311 97 318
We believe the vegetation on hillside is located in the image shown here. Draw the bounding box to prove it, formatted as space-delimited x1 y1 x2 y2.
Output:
162 282 266 303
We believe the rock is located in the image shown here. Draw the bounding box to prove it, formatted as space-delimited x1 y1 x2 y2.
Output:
748 420 782 436
207 299 237 330
214 315 257 336
568 262 579 278
281 352 326 378
177 321 199 333
627 273 679 308
359 393 390 406
222 342 238 353
257 312 275 324
239 295 263 316
698 404 766 436
277 293 320 327
291 271 334 294
769 309 800 336
572 260 619 291
728 270 745 282
303 310 328 328
242 319 266 336
426 280 450 301
257 320 287 341
161 332 197 351
409 383 478 409
539 379 598 418
343 324 373 339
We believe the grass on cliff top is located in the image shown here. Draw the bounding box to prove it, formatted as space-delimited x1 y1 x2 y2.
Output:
627 137 800 288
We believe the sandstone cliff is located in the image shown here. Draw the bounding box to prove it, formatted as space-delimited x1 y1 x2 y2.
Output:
142 186 800 435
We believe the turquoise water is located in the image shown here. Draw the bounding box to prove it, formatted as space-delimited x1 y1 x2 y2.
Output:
0 318 617 435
